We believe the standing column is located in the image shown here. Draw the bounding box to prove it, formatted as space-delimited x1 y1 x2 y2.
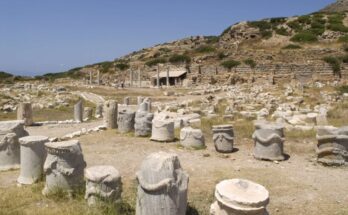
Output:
130 70 133 87
97 70 100 85
74 100 83 123
103 100 118 129
157 65 160 88
138 69 142 87
89 71 93 85
17 102 33 126
166 67 170 87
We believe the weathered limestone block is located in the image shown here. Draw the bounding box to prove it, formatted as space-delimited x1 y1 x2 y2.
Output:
17 136 48 184
150 119 175 142
212 125 234 153
137 96 144 105
180 126 205 148
316 126 348 166
117 109 136 133
43 140 86 195
74 100 83 122
135 103 154 137
85 165 122 206
136 152 189 215
0 120 29 171
95 103 103 119
17 102 33 126
210 179 269 215
83 107 93 121
252 121 285 161
124 97 130 105
104 100 118 129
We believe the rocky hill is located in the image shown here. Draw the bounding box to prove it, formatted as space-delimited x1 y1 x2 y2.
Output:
321 0 348 13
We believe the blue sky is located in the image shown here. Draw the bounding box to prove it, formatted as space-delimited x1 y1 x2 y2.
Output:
0 0 334 76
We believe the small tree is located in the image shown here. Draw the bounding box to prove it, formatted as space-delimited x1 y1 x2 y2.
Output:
221 60 241 72
323 56 342 78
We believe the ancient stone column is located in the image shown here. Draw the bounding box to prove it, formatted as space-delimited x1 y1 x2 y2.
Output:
138 69 142 87
74 100 83 123
0 120 28 171
17 136 48 185
124 97 130 105
210 179 270 215
212 125 234 153
135 102 154 137
89 71 93 85
103 100 118 129
316 126 348 166
83 107 93 121
97 70 100 85
43 140 86 195
117 109 135 133
95 103 103 119
17 102 33 126
157 65 160 88
180 126 205 149
150 119 175 142
130 70 133 87
166 67 170 87
252 121 285 161
136 152 189 215
85 165 122 206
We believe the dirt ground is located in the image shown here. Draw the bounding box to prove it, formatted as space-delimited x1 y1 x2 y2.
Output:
0 120 347 215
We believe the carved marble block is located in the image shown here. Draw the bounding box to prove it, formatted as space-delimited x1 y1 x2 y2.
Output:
0 120 29 171
210 179 270 215
150 119 175 142
85 165 122 206
135 103 154 137
95 103 103 119
212 125 234 153
316 126 348 166
117 109 136 133
17 102 33 126
74 100 83 122
180 126 205 148
17 136 48 185
136 152 189 215
252 121 285 161
43 140 86 195
104 100 118 129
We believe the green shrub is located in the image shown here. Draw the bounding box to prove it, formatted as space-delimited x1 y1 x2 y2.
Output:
0 71 13 79
328 23 348 32
297 15 312 24
340 54 348 63
168 54 191 64
270 17 287 25
275 27 290 36
338 35 348 42
261 30 272 39
221 60 241 70
248 20 272 31
282 44 302 49
323 56 341 75
328 13 345 24
343 44 348 52
290 31 318 42
244 59 256 68
159 47 171 53
337 85 348 94
205 36 219 44
115 63 130 71
218 52 228 60
287 20 303 32
99 61 114 73
195 45 216 53
145 58 167 67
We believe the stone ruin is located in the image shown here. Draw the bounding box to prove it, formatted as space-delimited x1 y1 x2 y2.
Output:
85 165 122 206
136 152 189 215
17 102 33 126
135 102 154 137
17 136 48 185
83 107 93 121
180 126 205 149
43 140 86 195
74 100 83 123
210 179 270 215
0 120 29 171
117 109 136 133
212 125 234 153
150 118 175 142
316 126 348 166
95 103 103 119
252 121 286 161
104 100 118 129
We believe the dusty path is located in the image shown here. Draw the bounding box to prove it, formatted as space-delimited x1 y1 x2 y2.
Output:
74 91 105 104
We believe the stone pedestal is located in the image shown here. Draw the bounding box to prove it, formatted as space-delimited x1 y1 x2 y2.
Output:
43 140 86 195
83 107 93 121
85 165 122 206
212 125 234 153
95 103 103 119
252 121 285 161
135 103 154 137
180 126 205 149
104 100 118 129
17 136 48 185
117 109 135 133
74 100 83 123
316 126 348 166
210 179 269 215
150 119 175 142
17 102 33 126
0 120 29 171
136 152 189 215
